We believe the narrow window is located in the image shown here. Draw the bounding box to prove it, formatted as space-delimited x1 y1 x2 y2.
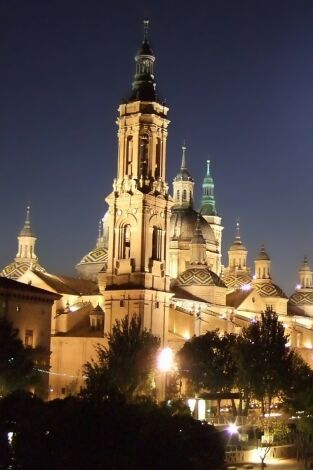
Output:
152 226 162 261
140 134 149 177
25 329 33 348
126 136 133 175
119 225 131 259
155 138 161 178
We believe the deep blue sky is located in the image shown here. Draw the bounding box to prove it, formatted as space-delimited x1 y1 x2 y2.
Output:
1 0 313 295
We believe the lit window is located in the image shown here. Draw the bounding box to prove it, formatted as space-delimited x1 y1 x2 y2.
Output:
25 329 33 348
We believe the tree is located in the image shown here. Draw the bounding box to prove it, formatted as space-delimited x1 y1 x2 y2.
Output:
83 314 160 401
177 331 237 393
177 331 238 415
285 362 313 469
235 307 292 415
0 316 38 395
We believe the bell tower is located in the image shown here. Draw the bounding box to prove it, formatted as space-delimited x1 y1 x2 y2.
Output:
103 21 173 342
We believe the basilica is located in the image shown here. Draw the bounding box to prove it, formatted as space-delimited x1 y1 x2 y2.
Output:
2 22 313 398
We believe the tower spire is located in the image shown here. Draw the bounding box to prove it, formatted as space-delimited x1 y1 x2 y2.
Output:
19 204 35 237
200 159 217 216
143 19 149 43
299 255 313 288
233 218 242 245
98 219 102 239
15 204 38 262
181 141 187 170
96 219 104 249
129 19 157 102
173 143 194 208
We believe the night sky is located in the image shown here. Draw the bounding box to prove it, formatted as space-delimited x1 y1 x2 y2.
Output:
1 0 313 295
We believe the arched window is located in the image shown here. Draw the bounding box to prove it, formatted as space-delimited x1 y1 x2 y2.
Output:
152 226 162 261
177 190 180 201
182 189 187 201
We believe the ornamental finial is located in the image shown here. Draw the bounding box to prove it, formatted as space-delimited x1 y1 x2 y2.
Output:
143 19 149 43
181 141 187 169
206 159 211 176
236 218 240 240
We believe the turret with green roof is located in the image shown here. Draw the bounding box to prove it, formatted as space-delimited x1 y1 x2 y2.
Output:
200 160 217 216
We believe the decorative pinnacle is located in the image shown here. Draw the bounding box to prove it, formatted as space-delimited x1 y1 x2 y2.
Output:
191 213 206 246
19 203 35 237
236 218 240 240
206 159 211 176
98 219 102 239
25 205 31 226
181 141 187 169
143 19 149 43
195 213 201 231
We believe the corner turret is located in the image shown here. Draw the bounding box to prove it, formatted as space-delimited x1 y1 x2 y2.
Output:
0 205 45 280
173 143 194 209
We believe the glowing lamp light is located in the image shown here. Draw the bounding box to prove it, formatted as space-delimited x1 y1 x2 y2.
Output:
188 398 196 413
7 432 13 445
241 284 251 291
183 331 190 340
227 423 238 435
158 347 174 372
296 284 302 290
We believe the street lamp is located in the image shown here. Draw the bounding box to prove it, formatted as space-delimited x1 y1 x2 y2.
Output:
158 347 173 372
158 347 174 401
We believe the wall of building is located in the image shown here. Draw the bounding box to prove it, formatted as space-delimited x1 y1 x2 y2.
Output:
49 336 106 399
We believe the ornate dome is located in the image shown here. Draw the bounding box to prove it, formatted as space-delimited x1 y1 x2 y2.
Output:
255 245 270 261
229 241 247 252
289 290 313 306
223 272 252 290
176 267 226 288
1 261 45 281
300 256 311 272
253 282 287 298
77 247 108 267
76 247 108 281
170 208 216 245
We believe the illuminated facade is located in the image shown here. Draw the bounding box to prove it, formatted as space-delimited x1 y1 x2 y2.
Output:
2 22 313 397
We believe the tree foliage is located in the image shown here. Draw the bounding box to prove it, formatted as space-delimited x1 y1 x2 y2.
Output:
83 314 160 401
235 307 293 414
177 307 307 416
0 391 225 470
0 316 37 396
177 330 237 394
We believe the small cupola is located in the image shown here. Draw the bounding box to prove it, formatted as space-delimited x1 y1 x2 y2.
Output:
89 304 104 330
